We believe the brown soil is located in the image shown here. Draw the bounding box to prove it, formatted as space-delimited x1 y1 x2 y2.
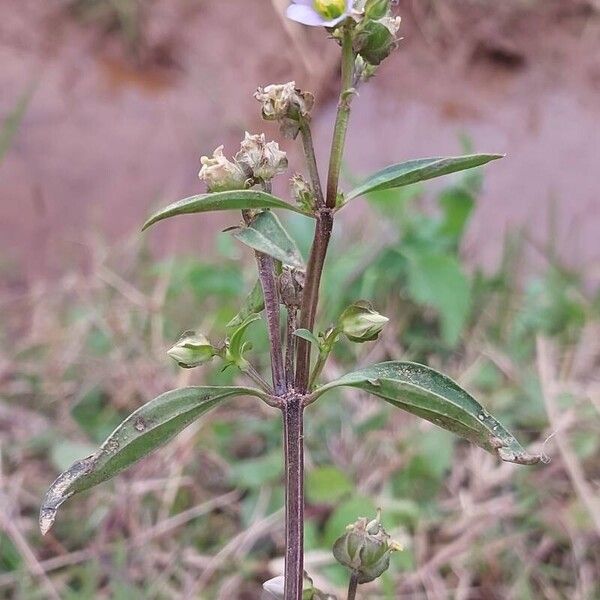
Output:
0 0 599 285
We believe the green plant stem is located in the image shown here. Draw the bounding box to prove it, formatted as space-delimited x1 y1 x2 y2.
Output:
326 27 355 209
347 572 359 600
294 210 333 392
308 348 328 390
295 30 355 392
299 119 324 206
240 361 273 395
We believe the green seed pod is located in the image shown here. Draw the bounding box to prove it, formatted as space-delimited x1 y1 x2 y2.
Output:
332 509 401 584
339 301 389 343
167 331 216 368
353 15 401 66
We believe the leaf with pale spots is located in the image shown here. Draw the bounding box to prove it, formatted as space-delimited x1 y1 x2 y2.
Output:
142 190 311 231
313 362 541 465
344 154 503 204
40 386 266 535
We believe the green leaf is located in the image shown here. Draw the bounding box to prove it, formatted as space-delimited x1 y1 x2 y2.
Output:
142 190 310 231
314 361 541 465
405 252 471 346
231 210 304 268
227 314 261 363
293 328 320 347
307 465 353 504
345 154 503 203
40 385 265 535
227 279 264 329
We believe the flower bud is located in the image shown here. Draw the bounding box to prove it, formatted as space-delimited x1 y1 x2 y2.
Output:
167 331 216 368
254 82 314 139
332 509 401 584
364 0 389 19
353 6 401 67
313 0 346 20
339 301 388 343
198 146 247 192
235 132 288 182
290 174 315 212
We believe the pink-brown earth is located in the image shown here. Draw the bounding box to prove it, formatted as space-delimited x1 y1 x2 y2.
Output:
1 0 599 287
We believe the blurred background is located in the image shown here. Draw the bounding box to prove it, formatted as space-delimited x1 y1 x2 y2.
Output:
0 1 599 598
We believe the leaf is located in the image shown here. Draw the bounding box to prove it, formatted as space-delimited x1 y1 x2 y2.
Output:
345 154 503 203
142 190 310 231
314 361 541 465
227 279 264 329
307 465 353 504
227 314 261 362
40 385 265 535
405 252 471 346
293 328 320 347
231 210 304 268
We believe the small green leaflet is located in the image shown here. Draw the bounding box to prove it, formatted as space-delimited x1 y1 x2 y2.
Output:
227 279 264 329
142 190 311 231
40 386 265 535
344 154 503 203
231 210 305 269
314 361 540 465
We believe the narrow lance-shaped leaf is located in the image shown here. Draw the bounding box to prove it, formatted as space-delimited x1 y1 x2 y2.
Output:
40 385 265 535
344 154 504 203
142 190 311 231
231 210 305 269
314 361 541 465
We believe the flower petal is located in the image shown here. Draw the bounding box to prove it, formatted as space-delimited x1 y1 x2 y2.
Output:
292 0 314 5
286 5 327 25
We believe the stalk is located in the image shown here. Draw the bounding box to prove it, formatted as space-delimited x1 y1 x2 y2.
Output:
286 27 356 599
294 29 355 391
347 573 359 600
283 395 304 599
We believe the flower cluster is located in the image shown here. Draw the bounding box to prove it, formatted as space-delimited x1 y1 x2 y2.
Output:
198 133 288 191
254 82 314 138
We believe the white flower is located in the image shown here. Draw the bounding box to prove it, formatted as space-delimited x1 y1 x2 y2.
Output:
286 0 354 28
198 146 247 192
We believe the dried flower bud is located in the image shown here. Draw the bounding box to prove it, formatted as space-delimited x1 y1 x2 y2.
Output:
290 174 315 212
167 331 216 368
332 509 401 584
198 146 247 192
235 132 288 182
279 266 305 308
254 82 314 139
339 301 388 343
